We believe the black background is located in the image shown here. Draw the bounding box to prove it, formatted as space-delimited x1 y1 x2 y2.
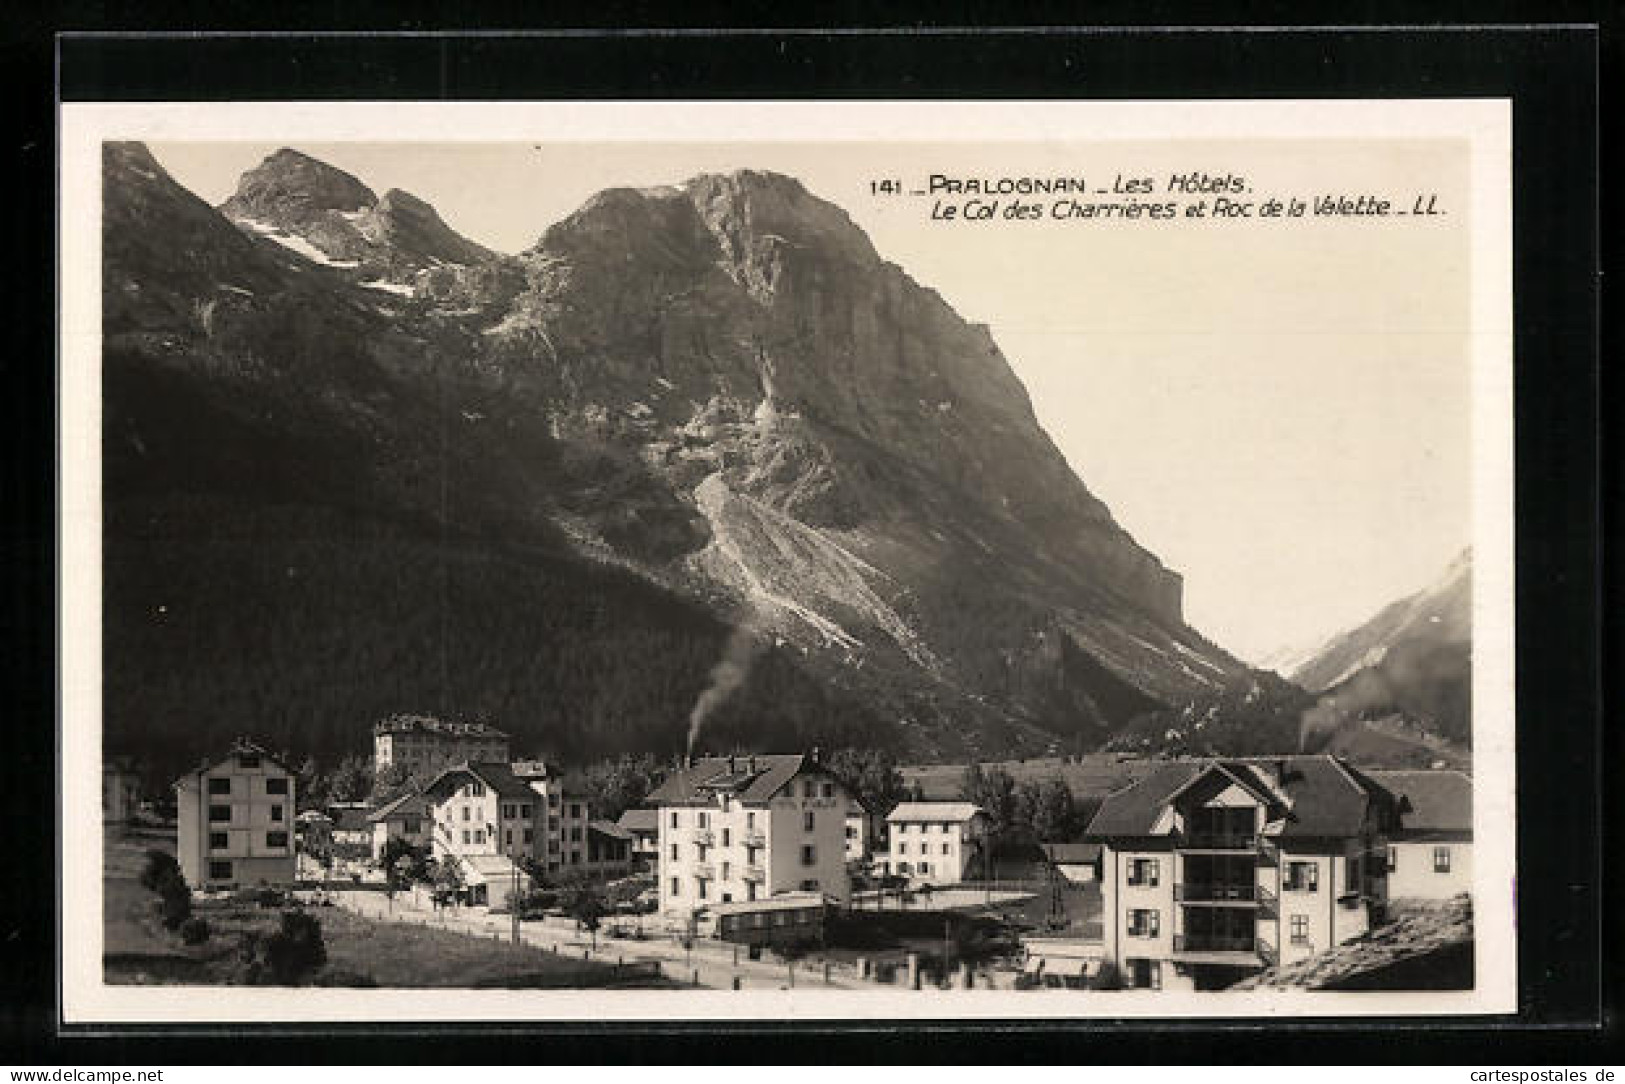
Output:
2 11 1612 1065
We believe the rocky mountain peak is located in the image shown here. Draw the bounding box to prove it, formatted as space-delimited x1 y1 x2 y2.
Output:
222 148 377 221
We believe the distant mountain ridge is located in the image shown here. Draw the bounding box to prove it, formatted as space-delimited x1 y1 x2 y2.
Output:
1293 550 1472 751
102 142 1248 778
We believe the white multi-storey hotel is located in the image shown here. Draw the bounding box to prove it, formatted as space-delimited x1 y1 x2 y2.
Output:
882 801 990 884
647 753 853 916
173 739 296 890
1084 754 1473 992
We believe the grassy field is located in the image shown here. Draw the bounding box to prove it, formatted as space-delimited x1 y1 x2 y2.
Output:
104 825 671 987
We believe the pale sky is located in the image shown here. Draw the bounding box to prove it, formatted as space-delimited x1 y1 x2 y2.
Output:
150 139 1472 663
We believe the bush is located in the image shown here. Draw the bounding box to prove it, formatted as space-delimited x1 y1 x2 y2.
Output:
179 917 211 945
140 850 185 894
238 910 328 985
157 882 192 930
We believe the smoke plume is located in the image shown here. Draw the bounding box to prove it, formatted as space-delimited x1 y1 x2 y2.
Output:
686 613 765 757
1298 666 1397 752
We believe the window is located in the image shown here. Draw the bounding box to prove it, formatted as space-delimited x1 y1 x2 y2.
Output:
549 841 560 854
462 806 471 822
697 879 707 900
209 831 228 849
505 829 513 846
803 810 815 832
468 781 485 797
800 879 819 891
846 825 857 839
462 830 471 845
238 755 260 769
523 828 533 844
670 877 680 896
208 804 231 823
404 818 421 834
821 782 834 799
1386 846 1398 873
722 827 731 846
569 826 582 842
502 803 514 819
897 862 910 875
919 862 931 875
1290 915 1310 944
941 843 951 855
571 803 583 819
1285 861 1320 892
473 830 484 845
801 844 816 866
1433 847 1452 873
265 777 288 795
549 816 560 831
270 804 284 822
208 777 231 795
746 812 756 831
899 842 908 855
521 804 532 819
1127 858 1159 887
670 843 680 861
266 831 289 849
1127 959 1160 990
208 860 233 880
722 861 731 879
1127 909 1160 937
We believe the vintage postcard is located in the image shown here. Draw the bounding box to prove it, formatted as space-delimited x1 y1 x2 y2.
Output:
59 99 1514 1022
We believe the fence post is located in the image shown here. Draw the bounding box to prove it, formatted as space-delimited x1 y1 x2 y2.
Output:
907 953 920 990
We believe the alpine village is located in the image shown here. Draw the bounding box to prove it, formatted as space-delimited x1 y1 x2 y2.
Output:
101 143 1476 994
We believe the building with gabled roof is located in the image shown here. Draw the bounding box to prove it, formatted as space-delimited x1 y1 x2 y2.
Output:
367 786 432 860
173 739 296 890
1083 754 1407 992
1368 769 1473 900
882 801 990 885
645 753 852 915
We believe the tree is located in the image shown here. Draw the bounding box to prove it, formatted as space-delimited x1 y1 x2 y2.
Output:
431 856 464 907
139 850 184 894
961 764 1017 840
371 761 414 799
825 747 907 817
574 753 666 822
1032 778 1077 843
379 837 430 885
1011 780 1044 842
561 877 608 950
322 753 373 804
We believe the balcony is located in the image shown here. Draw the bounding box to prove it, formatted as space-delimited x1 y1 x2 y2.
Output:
742 865 766 883
1256 837 1280 866
1178 832 1258 851
691 828 715 846
743 830 766 848
692 862 715 880
1176 882 1262 904
1171 934 1267 966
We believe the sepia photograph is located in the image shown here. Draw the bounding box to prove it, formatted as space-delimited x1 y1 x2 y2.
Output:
58 99 1515 1022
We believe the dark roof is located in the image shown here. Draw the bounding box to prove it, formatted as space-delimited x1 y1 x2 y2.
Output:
644 754 818 806
330 806 373 833
589 820 633 842
1042 842 1102 864
1085 755 1387 841
367 787 430 823
617 808 659 834
1368 770 1472 838
421 761 537 801
173 739 292 787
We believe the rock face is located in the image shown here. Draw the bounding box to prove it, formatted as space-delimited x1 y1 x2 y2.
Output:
219 147 499 285
101 143 1245 776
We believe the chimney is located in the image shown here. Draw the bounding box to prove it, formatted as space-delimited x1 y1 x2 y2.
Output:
728 754 737 774
810 745 822 765
747 755 757 773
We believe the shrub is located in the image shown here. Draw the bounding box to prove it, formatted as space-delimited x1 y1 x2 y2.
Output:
238 910 328 985
179 917 211 945
1088 961 1123 991
140 850 185 894
158 882 192 930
